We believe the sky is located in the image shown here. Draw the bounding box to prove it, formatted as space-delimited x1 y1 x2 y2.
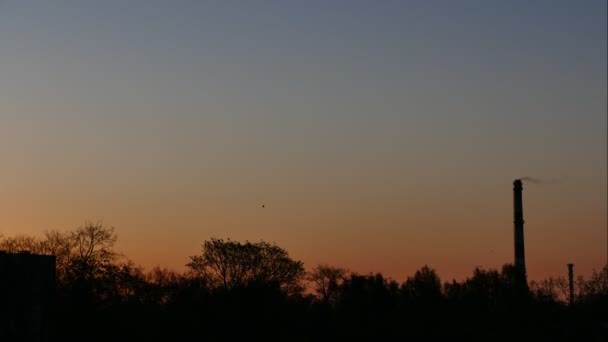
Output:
0 0 606 282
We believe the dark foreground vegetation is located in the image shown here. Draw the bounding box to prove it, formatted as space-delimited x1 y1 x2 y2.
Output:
1 222 607 341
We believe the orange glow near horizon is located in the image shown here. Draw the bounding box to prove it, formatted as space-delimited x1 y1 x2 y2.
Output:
1 177 605 283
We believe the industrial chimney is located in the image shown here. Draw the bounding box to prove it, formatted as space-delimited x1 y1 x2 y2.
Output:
513 179 527 282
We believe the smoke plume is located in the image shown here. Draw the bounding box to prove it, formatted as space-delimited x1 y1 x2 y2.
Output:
520 176 560 184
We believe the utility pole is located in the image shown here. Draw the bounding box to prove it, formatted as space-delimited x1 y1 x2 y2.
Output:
567 264 574 306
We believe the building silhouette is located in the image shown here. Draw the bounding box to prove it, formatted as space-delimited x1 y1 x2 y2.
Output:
0 251 56 341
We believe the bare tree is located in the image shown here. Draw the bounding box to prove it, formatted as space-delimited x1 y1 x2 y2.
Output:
72 222 117 263
530 277 569 304
67 221 119 283
577 265 608 303
0 234 44 254
40 230 74 282
308 264 349 305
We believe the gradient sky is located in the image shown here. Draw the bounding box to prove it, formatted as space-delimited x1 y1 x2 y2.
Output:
1 1 606 282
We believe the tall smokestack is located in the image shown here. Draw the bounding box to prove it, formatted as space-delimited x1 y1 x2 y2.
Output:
513 179 527 281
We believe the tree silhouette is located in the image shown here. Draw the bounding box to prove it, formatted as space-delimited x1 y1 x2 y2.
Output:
307 264 349 306
403 265 442 306
2 228 608 340
0 234 44 254
187 238 305 295
529 276 569 304
66 222 119 285
41 230 74 284
578 264 608 305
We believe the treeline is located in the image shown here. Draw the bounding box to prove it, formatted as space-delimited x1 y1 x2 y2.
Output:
1 222 607 341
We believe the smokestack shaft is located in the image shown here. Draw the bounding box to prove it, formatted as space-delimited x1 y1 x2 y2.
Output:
513 180 526 277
